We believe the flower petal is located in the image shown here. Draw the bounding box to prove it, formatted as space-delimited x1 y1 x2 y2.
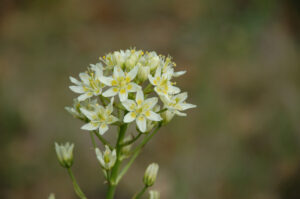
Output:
69 86 85 94
79 73 90 84
124 112 136 123
119 89 128 101
127 66 138 81
145 111 162 121
122 100 136 111
78 93 92 101
81 122 99 131
113 66 124 78
80 108 96 120
135 90 144 102
144 97 158 109
99 123 109 135
136 115 146 132
100 76 113 86
69 76 81 85
103 87 119 97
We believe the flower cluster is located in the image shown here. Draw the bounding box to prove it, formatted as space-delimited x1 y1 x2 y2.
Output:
66 48 196 134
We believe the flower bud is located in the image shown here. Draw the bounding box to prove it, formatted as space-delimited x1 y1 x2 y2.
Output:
125 53 138 70
137 65 150 82
95 146 116 170
143 163 159 187
149 190 160 199
55 142 74 168
161 110 175 124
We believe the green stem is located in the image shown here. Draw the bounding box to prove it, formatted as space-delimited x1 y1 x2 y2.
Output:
116 123 162 184
106 123 128 199
67 168 87 199
93 131 113 149
89 131 97 149
133 185 148 199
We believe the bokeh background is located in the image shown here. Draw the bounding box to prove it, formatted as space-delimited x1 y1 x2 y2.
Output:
1 0 300 198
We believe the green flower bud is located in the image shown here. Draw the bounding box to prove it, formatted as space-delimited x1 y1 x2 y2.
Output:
48 193 55 199
143 163 159 187
149 190 160 199
55 142 74 168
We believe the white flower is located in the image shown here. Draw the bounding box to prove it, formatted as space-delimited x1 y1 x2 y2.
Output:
80 98 118 135
69 63 105 101
122 91 162 132
161 110 175 124
149 190 160 199
65 98 98 120
55 142 74 168
148 66 180 97
95 146 116 170
100 66 140 101
143 163 159 187
160 92 196 116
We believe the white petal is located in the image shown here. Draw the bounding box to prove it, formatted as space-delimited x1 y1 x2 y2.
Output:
135 90 144 102
145 111 162 121
148 74 156 85
99 123 109 135
127 82 140 92
90 63 103 78
103 87 118 97
79 73 90 84
80 108 96 120
136 115 146 132
180 103 196 110
155 67 162 78
81 122 99 131
173 70 186 77
175 110 187 116
113 66 125 78
119 90 128 101
168 85 180 94
175 92 188 102
127 66 138 80
78 93 92 101
108 115 119 124
69 76 81 85
123 112 136 123
106 97 114 114
144 97 158 109
100 76 113 86
122 100 136 111
69 86 84 94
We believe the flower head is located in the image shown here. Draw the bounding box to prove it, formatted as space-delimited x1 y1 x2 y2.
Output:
55 142 74 168
80 98 118 135
123 91 162 132
143 163 159 187
95 146 116 170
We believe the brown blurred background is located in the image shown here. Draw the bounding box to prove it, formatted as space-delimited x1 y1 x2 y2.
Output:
0 0 300 198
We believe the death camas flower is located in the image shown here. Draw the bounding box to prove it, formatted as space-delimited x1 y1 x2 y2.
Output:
55 142 74 168
67 48 196 135
95 146 117 170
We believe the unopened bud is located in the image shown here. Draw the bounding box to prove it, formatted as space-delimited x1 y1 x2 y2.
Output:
161 110 175 124
55 142 74 168
143 163 159 187
95 146 116 170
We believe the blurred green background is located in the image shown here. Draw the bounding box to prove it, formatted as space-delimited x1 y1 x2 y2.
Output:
1 0 300 198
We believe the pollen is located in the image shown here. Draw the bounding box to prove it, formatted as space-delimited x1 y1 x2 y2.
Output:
113 87 119 92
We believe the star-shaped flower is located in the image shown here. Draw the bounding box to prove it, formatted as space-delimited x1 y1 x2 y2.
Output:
80 98 118 135
122 91 162 132
69 63 105 101
148 67 180 97
160 92 196 116
100 66 140 101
